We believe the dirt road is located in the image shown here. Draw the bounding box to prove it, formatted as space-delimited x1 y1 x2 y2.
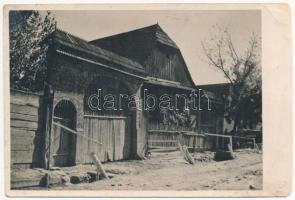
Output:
52 149 262 190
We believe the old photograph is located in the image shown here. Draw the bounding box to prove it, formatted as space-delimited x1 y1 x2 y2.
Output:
8 8 263 192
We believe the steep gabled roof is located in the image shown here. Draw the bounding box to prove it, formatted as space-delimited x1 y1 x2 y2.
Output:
90 24 195 87
90 24 178 64
154 25 178 48
53 29 146 75
51 26 196 89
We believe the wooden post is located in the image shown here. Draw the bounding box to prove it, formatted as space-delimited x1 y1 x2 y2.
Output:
90 152 109 179
252 138 256 149
42 84 54 169
227 143 235 159
193 135 197 153
178 142 194 165
216 136 219 150
197 111 201 134
229 136 233 150
227 143 233 152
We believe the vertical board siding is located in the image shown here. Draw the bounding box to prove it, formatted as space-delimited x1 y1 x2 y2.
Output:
82 116 130 163
144 47 191 86
10 90 42 167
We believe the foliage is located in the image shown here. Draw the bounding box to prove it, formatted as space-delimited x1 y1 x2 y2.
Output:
9 11 56 91
161 108 192 128
202 26 262 131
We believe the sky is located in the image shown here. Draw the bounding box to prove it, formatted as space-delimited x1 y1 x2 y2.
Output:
51 10 261 85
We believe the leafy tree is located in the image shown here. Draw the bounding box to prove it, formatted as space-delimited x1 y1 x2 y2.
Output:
9 11 56 91
202 26 262 133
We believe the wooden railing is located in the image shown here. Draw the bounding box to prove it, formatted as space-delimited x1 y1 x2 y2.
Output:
147 120 194 132
147 130 207 151
147 129 258 151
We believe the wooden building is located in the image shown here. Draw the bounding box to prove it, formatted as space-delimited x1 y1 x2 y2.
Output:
10 24 226 168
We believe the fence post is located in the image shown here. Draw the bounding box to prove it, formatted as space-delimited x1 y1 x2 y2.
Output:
252 138 256 149
216 136 219 150
193 135 197 153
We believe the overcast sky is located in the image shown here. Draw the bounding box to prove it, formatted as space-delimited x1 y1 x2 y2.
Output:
51 10 261 85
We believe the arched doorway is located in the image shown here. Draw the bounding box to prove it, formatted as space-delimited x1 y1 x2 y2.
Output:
52 100 77 166
83 76 134 163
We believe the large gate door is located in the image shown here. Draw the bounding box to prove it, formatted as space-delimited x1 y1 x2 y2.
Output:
83 115 131 163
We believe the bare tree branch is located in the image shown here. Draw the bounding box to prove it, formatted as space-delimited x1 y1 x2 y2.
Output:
201 41 234 84
201 26 261 131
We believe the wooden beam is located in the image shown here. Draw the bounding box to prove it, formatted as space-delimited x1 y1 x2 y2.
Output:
206 133 233 138
42 85 54 169
84 115 127 120
90 152 109 180
56 50 147 80
53 122 103 145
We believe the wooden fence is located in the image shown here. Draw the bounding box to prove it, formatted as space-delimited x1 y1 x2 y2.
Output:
148 120 194 132
147 126 260 152
232 136 257 149
147 130 207 151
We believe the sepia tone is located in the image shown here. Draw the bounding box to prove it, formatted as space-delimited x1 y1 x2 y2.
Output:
3 4 292 197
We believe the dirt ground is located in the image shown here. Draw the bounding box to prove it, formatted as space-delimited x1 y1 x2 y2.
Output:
48 148 262 191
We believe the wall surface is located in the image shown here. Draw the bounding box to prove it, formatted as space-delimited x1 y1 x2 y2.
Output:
10 90 43 168
50 53 147 163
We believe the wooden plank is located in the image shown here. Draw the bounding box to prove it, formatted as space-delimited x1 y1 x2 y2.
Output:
11 132 35 149
11 144 35 151
11 104 39 116
53 122 102 145
182 132 206 136
84 115 127 119
206 133 233 138
11 178 42 189
148 140 178 143
148 130 182 133
10 90 40 107
11 150 33 163
90 152 109 179
10 98 39 108
11 127 37 135
11 119 39 130
10 113 39 122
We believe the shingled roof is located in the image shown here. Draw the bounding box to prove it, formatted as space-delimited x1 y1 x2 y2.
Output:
52 26 196 88
154 24 178 48
90 24 178 64
53 29 146 75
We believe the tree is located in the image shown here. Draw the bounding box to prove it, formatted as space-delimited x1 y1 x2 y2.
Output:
202 26 261 133
9 11 56 91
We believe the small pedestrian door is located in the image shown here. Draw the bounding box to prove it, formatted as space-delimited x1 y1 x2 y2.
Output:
51 100 77 166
